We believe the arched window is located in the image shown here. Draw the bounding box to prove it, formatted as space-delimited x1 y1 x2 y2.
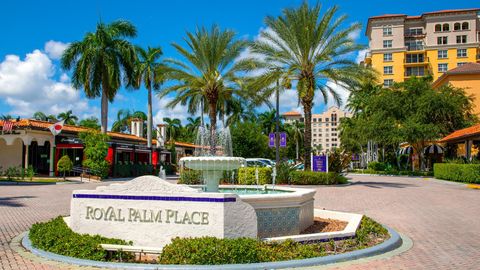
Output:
435 24 442 32
462 22 469 30
454 22 461 31
442 23 449 31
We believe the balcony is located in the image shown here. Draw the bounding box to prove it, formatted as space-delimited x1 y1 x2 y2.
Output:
406 45 424 51
404 30 425 38
404 57 429 66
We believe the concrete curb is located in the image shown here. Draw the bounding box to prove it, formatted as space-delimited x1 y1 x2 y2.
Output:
21 225 403 270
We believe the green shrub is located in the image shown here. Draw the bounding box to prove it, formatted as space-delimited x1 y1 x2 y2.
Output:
178 169 202 185
79 131 110 179
367 162 386 171
237 167 272 185
328 149 352 173
434 163 480 183
349 169 433 177
290 171 347 185
57 155 73 179
276 162 294 184
29 216 132 261
5 166 21 180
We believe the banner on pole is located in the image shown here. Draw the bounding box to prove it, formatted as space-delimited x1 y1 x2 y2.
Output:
280 132 287 147
269 133 275 147
312 155 327 172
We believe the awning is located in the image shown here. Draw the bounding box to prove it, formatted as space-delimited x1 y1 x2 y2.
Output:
398 146 414 155
424 144 444 154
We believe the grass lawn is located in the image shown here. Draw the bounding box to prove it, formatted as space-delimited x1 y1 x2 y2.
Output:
0 177 65 183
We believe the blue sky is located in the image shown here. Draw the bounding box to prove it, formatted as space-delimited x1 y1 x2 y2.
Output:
0 0 476 127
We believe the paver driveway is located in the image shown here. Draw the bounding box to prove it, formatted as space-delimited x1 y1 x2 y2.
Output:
0 175 479 270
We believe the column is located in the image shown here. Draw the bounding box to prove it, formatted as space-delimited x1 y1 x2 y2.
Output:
24 144 29 169
465 140 472 161
49 143 55 176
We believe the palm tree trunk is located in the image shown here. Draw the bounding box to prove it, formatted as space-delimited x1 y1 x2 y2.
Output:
100 90 109 134
303 102 312 170
296 139 299 160
147 86 153 149
208 102 217 155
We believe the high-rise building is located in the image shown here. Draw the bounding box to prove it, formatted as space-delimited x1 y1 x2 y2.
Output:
283 106 352 152
362 8 480 87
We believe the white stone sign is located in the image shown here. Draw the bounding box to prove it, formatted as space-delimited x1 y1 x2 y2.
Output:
68 176 257 248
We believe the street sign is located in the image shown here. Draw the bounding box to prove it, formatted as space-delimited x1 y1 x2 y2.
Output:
280 132 287 147
312 155 328 172
269 133 275 147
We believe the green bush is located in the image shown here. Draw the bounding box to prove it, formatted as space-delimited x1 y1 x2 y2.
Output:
29 216 132 261
350 169 433 177
367 162 386 171
276 162 294 184
290 171 347 185
57 155 73 179
79 131 110 179
178 169 202 185
5 166 21 180
237 167 272 185
328 149 352 173
434 163 480 183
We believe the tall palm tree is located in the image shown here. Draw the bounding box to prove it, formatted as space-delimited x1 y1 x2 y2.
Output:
286 120 304 160
160 25 250 154
0 114 13 120
243 2 365 169
258 110 277 135
133 46 165 149
163 117 182 142
185 116 201 134
61 20 137 134
57 110 78 125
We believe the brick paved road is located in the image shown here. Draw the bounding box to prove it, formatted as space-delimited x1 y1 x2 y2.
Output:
0 175 479 269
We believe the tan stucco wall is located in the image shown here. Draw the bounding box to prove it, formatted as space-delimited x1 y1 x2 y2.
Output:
0 138 23 170
442 74 480 115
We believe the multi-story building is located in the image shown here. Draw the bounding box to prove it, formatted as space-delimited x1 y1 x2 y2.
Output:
362 8 480 87
283 106 352 152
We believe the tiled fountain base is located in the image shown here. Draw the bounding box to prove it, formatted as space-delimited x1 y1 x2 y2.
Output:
256 207 300 238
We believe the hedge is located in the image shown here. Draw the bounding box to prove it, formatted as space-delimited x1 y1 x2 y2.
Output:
433 163 480 183
237 167 272 185
290 171 347 185
178 169 202 185
349 169 433 177
29 217 132 261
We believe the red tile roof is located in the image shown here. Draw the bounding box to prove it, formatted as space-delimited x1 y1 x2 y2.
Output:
283 111 302 116
439 124 480 143
432 63 480 87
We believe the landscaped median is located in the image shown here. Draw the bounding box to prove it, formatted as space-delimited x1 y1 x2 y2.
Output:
433 163 480 184
23 215 400 268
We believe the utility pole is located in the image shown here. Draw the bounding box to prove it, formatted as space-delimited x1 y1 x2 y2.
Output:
275 78 280 165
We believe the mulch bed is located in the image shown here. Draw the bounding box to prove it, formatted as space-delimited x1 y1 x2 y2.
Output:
301 217 348 234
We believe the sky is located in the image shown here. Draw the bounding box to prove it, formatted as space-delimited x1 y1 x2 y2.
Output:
0 0 477 127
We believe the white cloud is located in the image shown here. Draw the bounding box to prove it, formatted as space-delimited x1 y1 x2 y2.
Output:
0 45 98 118
319 81 350 110
355 49 369 64
44 40 69 60
348 28 361 41
153 96 193 125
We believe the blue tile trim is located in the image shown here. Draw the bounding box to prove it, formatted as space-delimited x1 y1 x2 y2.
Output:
72 194 235 203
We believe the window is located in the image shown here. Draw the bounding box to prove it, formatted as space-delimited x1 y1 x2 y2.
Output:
325 118 329 122
383 53 392 62
435 24 442 32
458 62 467 67
438 63 448 73
383 25 392 36
383 40 392 48
313 118 317 122
456 35 467 44
462 22 469 30
384 66 393 74
331 133 337 137
332 144 337 147
442 23 450 31
406 28 422 35
438 50 448 59
457 49 467 58
454 22 461 31
405 40 423 51
406 54 424 63
383 79 394 87
326 144 329 147
405 67 425 76
437 36 448 45
331 113 337 122
326 139 329 142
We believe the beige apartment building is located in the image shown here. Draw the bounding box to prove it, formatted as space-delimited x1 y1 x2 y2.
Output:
283 106 352 152
362 8 480 87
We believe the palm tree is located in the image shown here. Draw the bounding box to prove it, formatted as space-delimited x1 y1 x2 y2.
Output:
185 116 201 134
133 46 165 149
61 20 137 134
163 117 182 142
32 112 57 122
0 114 13 120
57 110 78 125
258 110 277 135
112 109 147 133
286 120 304 160
78 117 101 130
243 2 365 169
160 25 250 154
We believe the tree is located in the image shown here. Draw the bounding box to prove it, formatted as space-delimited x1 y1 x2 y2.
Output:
163 117 182 142
133 46 165 149
160 25 250 154
243 2 365 170
258 110 277 135
112 110 147 134
78 117 101 130
57 110 78 125
79 131 110 178
0 114 14 120
57 155 73 180
230 121 270 158
61 20 137 134
285 120 304 160
185 116 201 134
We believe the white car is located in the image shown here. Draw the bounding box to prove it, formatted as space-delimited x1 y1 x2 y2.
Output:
245 158 274 168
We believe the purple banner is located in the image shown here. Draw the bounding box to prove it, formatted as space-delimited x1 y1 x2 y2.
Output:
269 133 275 147
312 155 327 172
280 132 287 148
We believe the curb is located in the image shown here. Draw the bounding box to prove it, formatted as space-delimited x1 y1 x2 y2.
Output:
21 225 403 270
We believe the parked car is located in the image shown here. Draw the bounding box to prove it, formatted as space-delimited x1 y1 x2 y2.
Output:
292 163 304 170
245 158 273 168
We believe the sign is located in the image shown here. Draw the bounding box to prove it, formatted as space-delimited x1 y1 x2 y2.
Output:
312 155 328 172
280 132 287 147
269 133 275 147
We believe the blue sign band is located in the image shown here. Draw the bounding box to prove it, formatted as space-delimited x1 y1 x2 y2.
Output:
73 194 236 203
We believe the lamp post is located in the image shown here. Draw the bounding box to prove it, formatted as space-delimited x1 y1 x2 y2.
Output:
275 78 280 166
